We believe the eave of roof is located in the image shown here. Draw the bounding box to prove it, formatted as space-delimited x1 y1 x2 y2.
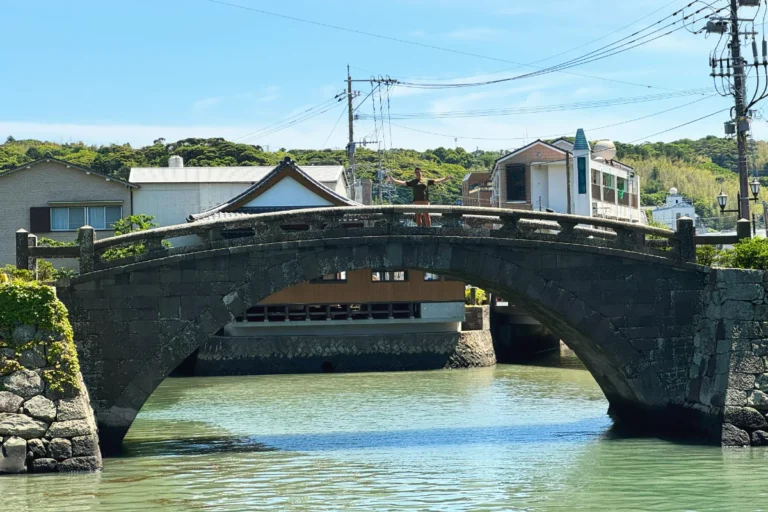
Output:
188 157 359 222
493 140 570 170
0 158 139 188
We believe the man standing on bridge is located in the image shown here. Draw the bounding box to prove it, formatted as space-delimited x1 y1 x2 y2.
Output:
388 167 451 227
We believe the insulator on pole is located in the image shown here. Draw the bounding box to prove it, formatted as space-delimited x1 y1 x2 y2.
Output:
753 40 759 62
762 39 767 58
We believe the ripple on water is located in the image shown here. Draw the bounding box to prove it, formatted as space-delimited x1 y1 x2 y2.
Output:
2 360 768 511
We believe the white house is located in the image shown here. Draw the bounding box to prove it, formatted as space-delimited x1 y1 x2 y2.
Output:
489 129 644 224
651 188 697 230
129 155 349 229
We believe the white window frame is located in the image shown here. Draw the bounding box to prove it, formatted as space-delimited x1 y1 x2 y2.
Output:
50 206 123 232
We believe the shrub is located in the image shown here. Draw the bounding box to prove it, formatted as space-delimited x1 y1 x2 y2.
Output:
716 237 768 270
464 287 487 305
0 280 80 394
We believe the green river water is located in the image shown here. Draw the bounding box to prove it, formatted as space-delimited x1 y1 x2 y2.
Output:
2 356 768 511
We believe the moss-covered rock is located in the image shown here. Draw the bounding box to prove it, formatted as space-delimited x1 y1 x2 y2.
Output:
0 281 79 397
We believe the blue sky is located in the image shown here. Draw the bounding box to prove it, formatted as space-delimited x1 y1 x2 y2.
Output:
0 0 756 150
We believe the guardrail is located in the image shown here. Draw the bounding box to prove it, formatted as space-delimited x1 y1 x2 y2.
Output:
14 206 727 275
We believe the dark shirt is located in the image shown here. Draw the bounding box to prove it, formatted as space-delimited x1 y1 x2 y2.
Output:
406 178 435 202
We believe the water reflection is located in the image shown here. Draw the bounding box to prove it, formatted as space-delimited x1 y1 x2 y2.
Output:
1 357 766 511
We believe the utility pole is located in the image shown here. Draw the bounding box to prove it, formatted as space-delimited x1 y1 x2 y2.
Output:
729 0 750 219
346 65 356 187
707 0 768 220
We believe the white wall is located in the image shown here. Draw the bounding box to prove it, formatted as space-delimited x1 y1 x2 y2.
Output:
244 176 333 208
652 204 696 230
547 163 568 213
530 166 549 211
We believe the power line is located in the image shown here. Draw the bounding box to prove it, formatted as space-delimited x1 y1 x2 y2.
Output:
392 4 726 90
322 105 348 150
241 101 345 143
234 95 342 142
383 94 720 142
203 0 684 90
370 0 692 83
357 88 712 120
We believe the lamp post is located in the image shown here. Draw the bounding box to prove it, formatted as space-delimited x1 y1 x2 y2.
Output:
717 177 761 234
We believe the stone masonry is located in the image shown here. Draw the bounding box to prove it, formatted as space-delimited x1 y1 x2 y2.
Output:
0 325 101 474
194 330 495 376
55 233 768 452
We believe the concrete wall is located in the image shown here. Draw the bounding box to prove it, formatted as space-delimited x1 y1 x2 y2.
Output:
0 161 132 266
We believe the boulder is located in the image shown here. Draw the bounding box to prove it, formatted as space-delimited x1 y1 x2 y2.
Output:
0 348 14 359
0 413 49 439
11 325 35 344
0 391 24 413
751 430 768 446
23 396 57 422
71 434 99 457
724 406 768 429
58 456 101 473
3 370 44 399
757 373 768 392
57 396 88 421
27 438 46 459
748 389 768 410
46 420 91 439
0 436 27 473
722 423 751 447
19 349 46 369
47 438 72 461
30 458 58 473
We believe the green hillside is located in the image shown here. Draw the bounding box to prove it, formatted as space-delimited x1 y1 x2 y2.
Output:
0 135 764 218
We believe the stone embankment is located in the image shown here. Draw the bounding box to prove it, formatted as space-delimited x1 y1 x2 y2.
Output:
194 306 495 376
707 270 768 447
0 281 101 474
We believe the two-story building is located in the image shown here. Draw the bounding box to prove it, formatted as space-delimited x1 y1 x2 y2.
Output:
0 158 138 267
461 172 493 207
651 187 697 230
488 129 644 223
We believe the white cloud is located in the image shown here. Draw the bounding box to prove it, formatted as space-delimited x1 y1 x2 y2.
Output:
444 27 501 41
192 97 222 112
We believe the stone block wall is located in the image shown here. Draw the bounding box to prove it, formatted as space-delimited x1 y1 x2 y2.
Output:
194 331 495 376
462 305 490 331
0 282 101 474
702 269 768 446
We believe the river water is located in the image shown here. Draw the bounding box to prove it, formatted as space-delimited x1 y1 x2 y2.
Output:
2 356 768 511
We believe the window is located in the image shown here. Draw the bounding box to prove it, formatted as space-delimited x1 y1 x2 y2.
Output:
602 173 614 188
578 157 587 194
310 272 347 283
505 164 526 201
424 272 442 281
50 206 122 231
371 271 408 282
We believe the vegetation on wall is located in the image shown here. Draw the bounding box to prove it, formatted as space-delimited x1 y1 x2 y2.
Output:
0 280 80 394
1 134 765 219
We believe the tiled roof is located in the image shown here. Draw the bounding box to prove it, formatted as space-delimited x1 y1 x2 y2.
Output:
573 129 590 151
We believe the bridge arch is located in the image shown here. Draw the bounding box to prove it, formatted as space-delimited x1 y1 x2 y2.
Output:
58 226 721 454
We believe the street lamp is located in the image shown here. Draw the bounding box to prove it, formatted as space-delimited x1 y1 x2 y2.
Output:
717 179 761 234
717 182 760 216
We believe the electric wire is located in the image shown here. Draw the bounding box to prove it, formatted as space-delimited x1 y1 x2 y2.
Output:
234 95 342 142
203 0 685 90
321 104 348 150
380 94 719 142
356 88 712 121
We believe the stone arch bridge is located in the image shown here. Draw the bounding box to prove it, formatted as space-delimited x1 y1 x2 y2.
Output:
17 206 768 452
